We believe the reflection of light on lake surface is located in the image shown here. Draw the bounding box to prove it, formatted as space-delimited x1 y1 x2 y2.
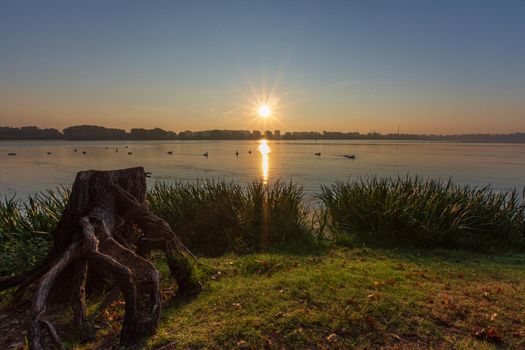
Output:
2 140 525 199
258 139 271 184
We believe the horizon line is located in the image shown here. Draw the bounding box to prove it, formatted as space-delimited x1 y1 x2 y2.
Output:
2 124 525 137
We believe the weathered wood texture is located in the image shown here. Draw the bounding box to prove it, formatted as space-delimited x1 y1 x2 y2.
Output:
0 167 201 349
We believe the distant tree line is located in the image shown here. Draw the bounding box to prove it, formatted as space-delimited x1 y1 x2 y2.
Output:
0 126 63 140
1 125 525 143
61 125 178 140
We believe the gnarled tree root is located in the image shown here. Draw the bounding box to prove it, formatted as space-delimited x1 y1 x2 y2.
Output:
1 167 201 349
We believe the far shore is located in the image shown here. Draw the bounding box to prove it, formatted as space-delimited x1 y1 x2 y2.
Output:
3 138 525 144
1 125 525 143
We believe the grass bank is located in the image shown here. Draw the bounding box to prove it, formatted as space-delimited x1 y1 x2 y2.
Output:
51 247 524 349
1 177 524 349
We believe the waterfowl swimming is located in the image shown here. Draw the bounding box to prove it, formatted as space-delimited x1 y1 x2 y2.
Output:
47 152 53 155
248 150 252 154
82 151 86 154
203 152 209 157
315 152 321 156
128 152 133 155
167 151 173 155
7 153 16 156
344 154 356 159
74 149 78 152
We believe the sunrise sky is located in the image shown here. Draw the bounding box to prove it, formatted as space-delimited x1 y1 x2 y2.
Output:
1 0 524 134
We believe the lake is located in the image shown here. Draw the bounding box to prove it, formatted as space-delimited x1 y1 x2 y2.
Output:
1 140 525 198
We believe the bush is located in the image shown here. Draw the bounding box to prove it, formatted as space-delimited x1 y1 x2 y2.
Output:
318 177 525 251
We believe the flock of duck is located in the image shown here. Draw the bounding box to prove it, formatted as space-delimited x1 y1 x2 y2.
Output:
6 148 356 159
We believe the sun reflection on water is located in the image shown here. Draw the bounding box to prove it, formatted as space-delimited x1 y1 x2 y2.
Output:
258 139 271 184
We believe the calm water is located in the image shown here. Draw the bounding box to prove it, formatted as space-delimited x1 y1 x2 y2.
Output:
1 140 525 198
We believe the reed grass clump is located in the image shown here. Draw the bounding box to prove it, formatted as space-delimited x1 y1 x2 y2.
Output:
0 187 69 238
147 180 313 256
148 180 248 256
245 180 313 251
0 187 69 275
2 176 524 276
318 177 525 251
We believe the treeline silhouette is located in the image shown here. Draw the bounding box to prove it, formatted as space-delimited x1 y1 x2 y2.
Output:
1 125 525 143
0 126 62 140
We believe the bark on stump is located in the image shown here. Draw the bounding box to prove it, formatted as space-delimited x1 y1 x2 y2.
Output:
0 167 201 349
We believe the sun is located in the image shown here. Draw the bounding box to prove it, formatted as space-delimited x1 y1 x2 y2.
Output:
257 104 272 118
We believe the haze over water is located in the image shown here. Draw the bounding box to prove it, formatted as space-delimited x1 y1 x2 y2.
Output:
2 140 524 198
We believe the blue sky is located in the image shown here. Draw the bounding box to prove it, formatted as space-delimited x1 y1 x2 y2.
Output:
1 0 524 133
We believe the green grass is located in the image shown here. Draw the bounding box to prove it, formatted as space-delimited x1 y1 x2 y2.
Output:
1 177 525 349
0 179 313 275
0 187 69 276
1 177 524 277
148 179 314 256
319 177 525 252
62 247 525 349
0 186 68 237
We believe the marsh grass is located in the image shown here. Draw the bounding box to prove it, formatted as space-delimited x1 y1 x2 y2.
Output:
0 187 69 275
0 186 69 237
1 176 524 276
318 177 525 251
148 179 314 256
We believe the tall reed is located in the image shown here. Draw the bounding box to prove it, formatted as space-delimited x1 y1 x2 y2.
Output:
318 177 525 251
147 179 312 256
148 180 248 256
0 186 69 239
0 187 69 275
2 176 524 276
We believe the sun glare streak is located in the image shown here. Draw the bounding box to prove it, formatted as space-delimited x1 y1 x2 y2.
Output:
238 72 288 130
258 139 271 184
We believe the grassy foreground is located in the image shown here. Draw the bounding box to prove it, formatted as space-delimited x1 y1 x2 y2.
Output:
2 177 524 277
60 247 525 349
1 177 524 349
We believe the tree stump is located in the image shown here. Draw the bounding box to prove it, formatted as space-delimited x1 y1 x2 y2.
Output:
0 167 201 349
